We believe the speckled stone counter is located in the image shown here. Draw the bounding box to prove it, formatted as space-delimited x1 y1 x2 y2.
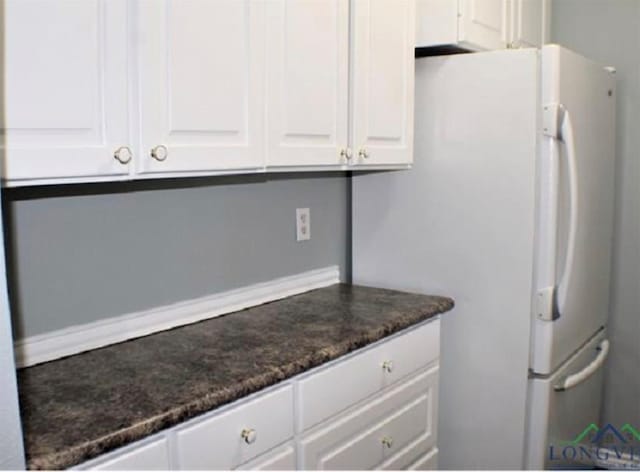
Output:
17 283 454 470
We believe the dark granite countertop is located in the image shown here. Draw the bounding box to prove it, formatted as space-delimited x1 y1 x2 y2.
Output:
17 283 454 470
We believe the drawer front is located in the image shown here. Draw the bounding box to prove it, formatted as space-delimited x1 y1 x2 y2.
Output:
235 442 296 470
379 434 436 470
84 437 170 471
408 448 438 470
301 367 438 470
175 385 294 470
298 319 440 430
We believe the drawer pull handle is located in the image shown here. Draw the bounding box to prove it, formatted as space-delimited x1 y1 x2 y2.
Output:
150 144 168 162
382 360 394 373
382 436 394 448
340 148 353 161
241 428 257 445
113 146 132 165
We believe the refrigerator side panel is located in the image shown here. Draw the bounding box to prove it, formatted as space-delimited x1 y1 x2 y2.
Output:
531 45 616 374
352 49 539 469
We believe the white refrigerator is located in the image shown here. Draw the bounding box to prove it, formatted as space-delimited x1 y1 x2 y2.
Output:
352 45 615 469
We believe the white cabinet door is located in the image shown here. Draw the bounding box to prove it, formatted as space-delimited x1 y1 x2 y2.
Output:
351 0 415 166
2 0 131 185
301 368 438 470
74 436 170 471
138 0 265 175
408 448 438 470
236 442 296 471
298 320 440 431
511 0 550 48
175 386 294 470
415 0 459 48
266 0 349 167
458 0 509 50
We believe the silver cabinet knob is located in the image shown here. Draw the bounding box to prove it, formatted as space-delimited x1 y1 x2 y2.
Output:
382 436 394 448
150 144 168 161
241 428 257 445
113 146 132 165
382 360 394 373
359 148 369 160
340 148 353 161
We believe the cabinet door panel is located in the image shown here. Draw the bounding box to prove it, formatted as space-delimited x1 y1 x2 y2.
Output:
2 0 130 184
301 368 438 470
74 436 170 470
138 0 264 174
459 0 509 50
175 386 294 470
512 0 549 48
92 438 169 470
415 0 459 48
236 442 296 470
408 448 439 470
266 0 349 167
298 320 439 431
351 0 415 166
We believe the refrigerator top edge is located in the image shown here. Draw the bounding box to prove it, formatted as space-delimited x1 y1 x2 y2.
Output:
541 44 617 104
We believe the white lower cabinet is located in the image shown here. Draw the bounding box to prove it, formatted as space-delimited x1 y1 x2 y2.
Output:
300 367 438 470
174 386 294 470
298 319 439 431
236 442 296 471
75 320 440 470
73 436 170 471
408 448 439 470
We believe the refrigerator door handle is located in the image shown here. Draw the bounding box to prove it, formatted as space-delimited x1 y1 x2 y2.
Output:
556 108 579 317
554 339 609 392
538 104 578 321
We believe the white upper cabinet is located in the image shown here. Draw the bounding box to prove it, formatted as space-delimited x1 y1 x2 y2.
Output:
459 0 509 50
2 0 414 186
510 0 550 48
1 0 131 185
351 0 415 166
137 0 265 175
416 0 549 50
415 0 458 48
266 0 349 168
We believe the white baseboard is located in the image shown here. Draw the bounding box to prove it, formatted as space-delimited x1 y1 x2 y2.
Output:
14 266 340 368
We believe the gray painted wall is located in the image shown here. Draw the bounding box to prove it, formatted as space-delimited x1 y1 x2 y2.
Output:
3 174 351 339
552 1 640 428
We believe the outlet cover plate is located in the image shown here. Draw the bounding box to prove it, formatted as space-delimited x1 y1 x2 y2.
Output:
296 208 310 241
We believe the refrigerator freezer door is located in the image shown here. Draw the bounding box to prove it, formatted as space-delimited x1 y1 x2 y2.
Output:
525 329 607 470
531 45 616 374
353 49 539 469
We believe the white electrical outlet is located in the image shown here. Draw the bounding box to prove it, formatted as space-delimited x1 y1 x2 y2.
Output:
296 208 311 241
